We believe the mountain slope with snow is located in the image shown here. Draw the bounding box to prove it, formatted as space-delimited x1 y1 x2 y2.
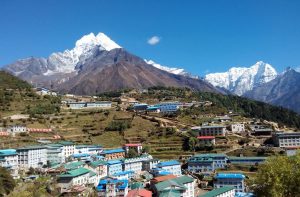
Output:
3 32 220 95
205 61 278 95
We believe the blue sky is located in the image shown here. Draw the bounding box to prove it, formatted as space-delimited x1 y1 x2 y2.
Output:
1 0 300 76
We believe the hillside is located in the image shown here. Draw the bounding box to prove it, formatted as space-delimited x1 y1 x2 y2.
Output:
0 71 31 89
0 71 60 117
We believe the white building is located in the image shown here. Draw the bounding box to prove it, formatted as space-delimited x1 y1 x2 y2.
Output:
192 125 226 136
230 123 245 133
0 149 19 178
59 141 75 159
7 125 27 137
156 160 181 176
57 167 95 192
17 146 47 170
272 132 300 148
45 144 65 165
86 101 112 109
74 145 103 155
123 157 145 173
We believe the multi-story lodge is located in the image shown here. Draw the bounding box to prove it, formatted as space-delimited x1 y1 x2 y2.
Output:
68 101 112 109
6 125 27 137
17 146 47 169
200 186 236 197
59 141 76 159
188 154 228 174
0 149 19 178
96 177 129 197
214 173 246 193
45 144 65 165
230 123 245 133
272 132 300 148
154 102 182 113
101 148 125 160
153 175 195 197
192 125 226 136
197 136 216 145
156 160 181 176
123 143 143 155
228 156 266 165
107 160 123 176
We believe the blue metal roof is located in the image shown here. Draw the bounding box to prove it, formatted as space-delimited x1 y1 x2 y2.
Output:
97 179 128 191
0 149 17 156
157 160 180 167
103 148 125 154
113 170 134 176
107 160 122 165
72 153 90 158
215 173 245 179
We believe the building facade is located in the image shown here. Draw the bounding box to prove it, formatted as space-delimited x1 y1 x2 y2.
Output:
17 146 47 169
230 124 245 133
188 154 228 174
214 173 245 193
0 149 19 178
156 160 181 176
272 132 300 148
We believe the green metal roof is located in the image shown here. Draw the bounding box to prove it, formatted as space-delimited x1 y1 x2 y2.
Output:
58 141 74 145
89 171 97 177
63 161 85 170
155 175 194 191
58 167 90 178
159 189 181 197
89 160 107 168
130 182 144 190
17 145 46 151
199 186 235 197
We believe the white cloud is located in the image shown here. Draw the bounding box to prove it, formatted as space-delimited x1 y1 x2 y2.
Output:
147 36 160 45
295 66 300 73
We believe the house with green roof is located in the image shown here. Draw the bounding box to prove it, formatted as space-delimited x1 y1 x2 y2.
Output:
63 161 85 170
199 186 235 197
153 175 195 197
57 167 99 192
86 160 108 179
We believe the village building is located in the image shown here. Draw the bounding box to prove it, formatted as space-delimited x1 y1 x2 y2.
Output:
228 156 266 165
45 144 65 165
96 177 129 197
156 160 181 176
188 154 228 174
127 189 152 197
6 125 27 137
154 102 182 113
57 167 97 192
214 173 246 193
272 132 300 148
153 175 195 197
0 149 19 178
200 186 236 197
215 116 232 122
192 125 226 137
58 141 76 159
123 143 143 155
100 148 125 160
107 160 123 176
87 160 108 179
230 123 245 133
249 125 273 136
197 136 216 145
17 146 47 169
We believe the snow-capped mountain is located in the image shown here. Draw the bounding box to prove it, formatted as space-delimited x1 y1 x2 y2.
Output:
3 32 220 95
145 59 199 79
205 61 278 95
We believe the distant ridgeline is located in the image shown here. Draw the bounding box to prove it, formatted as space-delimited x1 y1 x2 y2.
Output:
130 86 300 128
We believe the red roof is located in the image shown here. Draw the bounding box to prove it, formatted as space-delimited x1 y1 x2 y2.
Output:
151 175 177 183
197 136 215 139
124 144 142 147
127 189 152 197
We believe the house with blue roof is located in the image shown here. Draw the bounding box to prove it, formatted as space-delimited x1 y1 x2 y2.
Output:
71 153 91 161
188 154 228 174
96 177 128 197
112 170 135 180
154 102 182 114
155 160 181 176
100 148 125 160
107 160 123 176
214 173 246 193
0 149 19 178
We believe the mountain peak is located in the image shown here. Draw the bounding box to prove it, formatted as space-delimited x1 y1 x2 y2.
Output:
74 32 121 54
205 61 278 95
